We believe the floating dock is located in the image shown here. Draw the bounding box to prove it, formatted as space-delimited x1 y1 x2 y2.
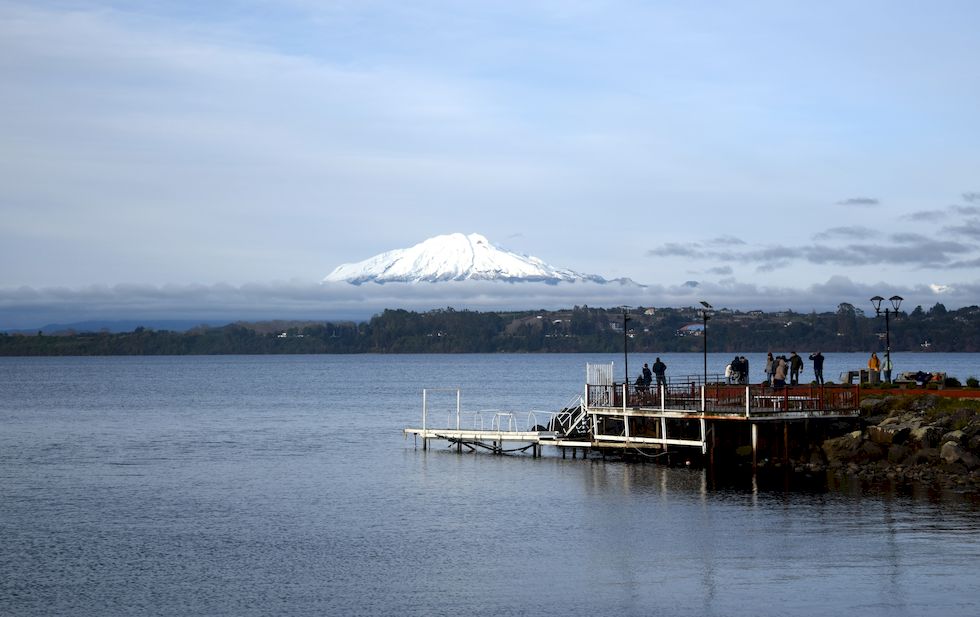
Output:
404 363 862 468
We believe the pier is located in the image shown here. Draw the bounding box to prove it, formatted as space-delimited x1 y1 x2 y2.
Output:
404 363 862 468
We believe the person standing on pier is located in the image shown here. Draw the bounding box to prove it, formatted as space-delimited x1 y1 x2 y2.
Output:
764 352 775 386
809 351 825 385
789 352 803 385
652 357 667 391
773 356 787 389
868 352 881 383
642 363 652 389
730 355 742 383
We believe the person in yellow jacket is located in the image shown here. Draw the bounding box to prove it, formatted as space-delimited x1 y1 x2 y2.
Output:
868 352 881 383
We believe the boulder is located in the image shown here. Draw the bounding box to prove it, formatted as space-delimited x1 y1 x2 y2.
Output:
910 448 940 465
942 429 966 445
940 441 980 470
823 432 863 467
910 426 944 449
868 424 910 446
909 395 940 412
887 444 910 464
865 442 886 461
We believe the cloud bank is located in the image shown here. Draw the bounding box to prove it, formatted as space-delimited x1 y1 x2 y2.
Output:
2 277 976 331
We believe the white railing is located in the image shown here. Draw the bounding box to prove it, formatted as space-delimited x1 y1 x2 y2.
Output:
422 388 588 434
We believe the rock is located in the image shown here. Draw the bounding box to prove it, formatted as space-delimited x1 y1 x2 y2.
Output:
940 441 980 470
942 430 966 445
910 426 944 449
909 395 940 412
823 432 862 467
868 424 910 446
910 448 940 465
856 441 885 463
887 444 910 464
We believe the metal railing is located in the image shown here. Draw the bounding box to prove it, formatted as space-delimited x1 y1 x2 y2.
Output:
587 379 859 416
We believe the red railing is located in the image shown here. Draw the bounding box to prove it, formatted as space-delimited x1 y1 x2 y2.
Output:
588 382 859 416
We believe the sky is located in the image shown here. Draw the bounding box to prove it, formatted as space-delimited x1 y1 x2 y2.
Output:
2 1 979 328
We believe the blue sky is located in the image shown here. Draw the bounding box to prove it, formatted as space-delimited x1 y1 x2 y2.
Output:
2 1 979 327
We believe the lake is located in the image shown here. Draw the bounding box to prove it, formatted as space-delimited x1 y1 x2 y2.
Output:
1 353 979 616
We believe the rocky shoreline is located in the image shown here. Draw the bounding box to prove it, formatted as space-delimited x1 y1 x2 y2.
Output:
805 394 980 492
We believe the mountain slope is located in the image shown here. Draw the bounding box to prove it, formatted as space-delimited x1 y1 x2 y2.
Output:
323 233 610 284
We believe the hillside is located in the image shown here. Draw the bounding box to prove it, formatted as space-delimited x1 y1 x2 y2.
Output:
1 303 978 355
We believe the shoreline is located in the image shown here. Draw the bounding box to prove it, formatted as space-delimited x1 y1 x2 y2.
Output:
771 393 980 494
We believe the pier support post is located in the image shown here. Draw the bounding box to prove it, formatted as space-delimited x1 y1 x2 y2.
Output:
783 422 790 466
700 417 707 454
421 389 427 451
709 422 715 469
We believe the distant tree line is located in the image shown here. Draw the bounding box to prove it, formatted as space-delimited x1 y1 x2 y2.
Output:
1 303 978 356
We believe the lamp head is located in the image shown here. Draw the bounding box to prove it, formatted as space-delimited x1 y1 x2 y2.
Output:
699 300 713 309
889 295 904 312
870 295 884 314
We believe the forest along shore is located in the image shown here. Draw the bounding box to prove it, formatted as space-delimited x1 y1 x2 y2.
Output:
808 394 980 492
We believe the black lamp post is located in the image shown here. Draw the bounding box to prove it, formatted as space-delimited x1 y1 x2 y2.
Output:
699 300 713 385
621 306 632 385
870 295 903 383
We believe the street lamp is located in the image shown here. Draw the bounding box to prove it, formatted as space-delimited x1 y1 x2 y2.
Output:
621 306 632 385
699 300 713 385
870 295 903 383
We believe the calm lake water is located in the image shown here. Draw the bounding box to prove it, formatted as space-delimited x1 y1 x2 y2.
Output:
2 353 979 617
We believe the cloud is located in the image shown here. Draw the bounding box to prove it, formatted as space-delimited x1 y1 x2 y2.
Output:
947 257 980 269
705 266 733 275
943 219 980 240
647 224 979 271
710 235 746 246
836 197 879 207
646 242 706 258
905 208 948 221
963 192 980 203
906 204 980 222
4 276 980 331
812 226 877 240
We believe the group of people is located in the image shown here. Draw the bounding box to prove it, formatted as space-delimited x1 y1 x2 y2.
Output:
635 358 667 391
757 351 826 389
725 356 751 384
867 351 894 383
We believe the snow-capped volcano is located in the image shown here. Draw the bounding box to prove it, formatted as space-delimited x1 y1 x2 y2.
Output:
323 233 610 285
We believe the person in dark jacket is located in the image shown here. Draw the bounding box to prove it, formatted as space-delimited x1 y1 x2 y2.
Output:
652 358 667 390
789 352 803 385
731 355 743 384
809 352 825 385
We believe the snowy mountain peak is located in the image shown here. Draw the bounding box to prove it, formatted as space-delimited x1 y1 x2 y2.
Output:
323 233 609 285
